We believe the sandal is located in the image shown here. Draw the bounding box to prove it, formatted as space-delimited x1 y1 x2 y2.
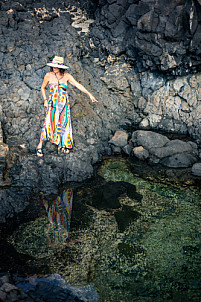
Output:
59 147 70 154
36 148 43 157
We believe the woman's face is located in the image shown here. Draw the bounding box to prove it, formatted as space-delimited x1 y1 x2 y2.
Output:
53 67 59 73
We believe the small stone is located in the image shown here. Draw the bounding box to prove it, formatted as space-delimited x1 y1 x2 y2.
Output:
111 145 122 154
133 146 149 160
0 274 10 285
93 58 99 63
86 138 95 145
122 144 132 156
0 143 9 159
139 118 150 129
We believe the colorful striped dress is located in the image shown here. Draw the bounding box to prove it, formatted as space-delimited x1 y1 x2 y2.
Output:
41 83 73 149
42 188 73 245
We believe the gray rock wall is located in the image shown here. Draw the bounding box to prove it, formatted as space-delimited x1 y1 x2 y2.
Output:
91 0 201 75
94 60 201 140
135 71 201 140
0 0 201 167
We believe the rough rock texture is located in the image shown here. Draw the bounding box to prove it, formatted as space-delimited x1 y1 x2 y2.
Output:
132 130 169 149
0 273 90 302
160 152 198 168
0 138 95 222
0 273 32 302
89 1 201 139
0 122 9 187
0 0 201 197
137 72 201 139
10 150 94 190
149 139 198 159
91 0 201 75
0 0 140 182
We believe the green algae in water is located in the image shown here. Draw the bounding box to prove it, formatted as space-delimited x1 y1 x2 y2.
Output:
8 218 56 258
108 162 122 170
6 157 201 301
94 158 201 301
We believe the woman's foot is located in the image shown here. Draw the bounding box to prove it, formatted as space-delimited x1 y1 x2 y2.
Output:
36 148 43 157
58 146 70 154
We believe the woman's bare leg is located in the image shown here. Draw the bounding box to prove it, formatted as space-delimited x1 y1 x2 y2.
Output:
37 139 43 150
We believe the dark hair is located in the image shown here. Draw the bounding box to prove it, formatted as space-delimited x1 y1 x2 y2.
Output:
50 67 65 75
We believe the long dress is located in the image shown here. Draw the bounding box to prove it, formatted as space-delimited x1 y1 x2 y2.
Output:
40 83 73 149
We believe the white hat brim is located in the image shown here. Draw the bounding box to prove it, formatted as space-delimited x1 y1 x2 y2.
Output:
47 63 69 69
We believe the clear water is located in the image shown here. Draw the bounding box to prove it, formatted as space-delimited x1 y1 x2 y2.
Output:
1 157 201 301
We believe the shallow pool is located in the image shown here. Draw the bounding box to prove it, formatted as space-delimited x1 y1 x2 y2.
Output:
1 157 201 301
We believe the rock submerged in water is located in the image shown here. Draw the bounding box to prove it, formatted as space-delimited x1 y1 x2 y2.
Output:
110 130 200 170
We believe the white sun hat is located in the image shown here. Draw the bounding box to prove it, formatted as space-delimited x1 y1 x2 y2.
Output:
47 56 69 69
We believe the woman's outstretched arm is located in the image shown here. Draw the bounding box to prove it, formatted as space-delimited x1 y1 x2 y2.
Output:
67 74 98 103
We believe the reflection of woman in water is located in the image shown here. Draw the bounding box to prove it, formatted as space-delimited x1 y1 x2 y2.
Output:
42 188 73 246
36 56 98 157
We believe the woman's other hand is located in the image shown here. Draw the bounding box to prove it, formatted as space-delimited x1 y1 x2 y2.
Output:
44 99 48 109
89 93 98 103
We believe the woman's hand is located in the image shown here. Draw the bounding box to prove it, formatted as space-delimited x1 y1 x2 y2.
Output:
44 99 48 109
66 74 98 103
89 93 98 103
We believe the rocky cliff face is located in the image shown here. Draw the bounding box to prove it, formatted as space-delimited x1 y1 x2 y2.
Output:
91 0 201 75
0 0 201 187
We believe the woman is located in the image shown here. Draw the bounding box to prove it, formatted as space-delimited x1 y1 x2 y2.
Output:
36 56 98 157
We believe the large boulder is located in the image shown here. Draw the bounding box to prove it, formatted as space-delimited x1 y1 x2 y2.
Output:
132 130 169 149
149 139 198 159
160 153 198 168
